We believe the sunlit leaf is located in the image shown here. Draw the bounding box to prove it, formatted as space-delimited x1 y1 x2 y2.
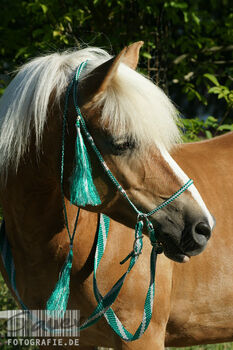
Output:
40 4 48 14
204 73 220 86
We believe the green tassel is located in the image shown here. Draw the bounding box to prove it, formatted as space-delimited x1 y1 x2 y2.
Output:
46 247 73 315
70 119 101 207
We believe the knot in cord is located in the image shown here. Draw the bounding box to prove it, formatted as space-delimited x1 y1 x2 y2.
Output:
133 219 144 256
120 217 144 265
120 213 165 265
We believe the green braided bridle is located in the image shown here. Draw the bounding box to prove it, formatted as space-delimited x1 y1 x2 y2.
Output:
58 61 193 340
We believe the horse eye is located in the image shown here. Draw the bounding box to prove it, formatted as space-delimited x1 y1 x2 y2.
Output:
110 139 136 155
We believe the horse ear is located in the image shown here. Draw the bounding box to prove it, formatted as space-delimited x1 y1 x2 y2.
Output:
122 41 144 70
96 48 127 94
81 42 143 105
81 47 126 103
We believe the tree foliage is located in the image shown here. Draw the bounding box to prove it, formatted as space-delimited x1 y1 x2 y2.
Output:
0 0 233 139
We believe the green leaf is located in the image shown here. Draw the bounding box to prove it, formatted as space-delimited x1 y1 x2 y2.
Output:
183 11 188 22
205 130 213 139
207 116 218 123
192 12 200 25
40 4 48 14
208 86 221 94
217 124 233 131
142 52 152 59
204 73 220 86
64 15 72 22
218 92 225 99
168 2 188 9
53 30 61 37
15 47 28 59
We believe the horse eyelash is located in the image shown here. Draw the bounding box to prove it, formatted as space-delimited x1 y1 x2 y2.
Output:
110 139 136 154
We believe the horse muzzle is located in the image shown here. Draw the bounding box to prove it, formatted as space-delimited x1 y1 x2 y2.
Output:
156 217 212 263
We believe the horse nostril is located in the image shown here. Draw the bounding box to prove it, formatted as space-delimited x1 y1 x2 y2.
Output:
195 222 211 239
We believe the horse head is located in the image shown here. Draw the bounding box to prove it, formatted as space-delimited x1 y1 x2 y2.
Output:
61 42 215 263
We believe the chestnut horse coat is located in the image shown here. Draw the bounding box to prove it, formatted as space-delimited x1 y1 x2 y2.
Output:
0 132 232 349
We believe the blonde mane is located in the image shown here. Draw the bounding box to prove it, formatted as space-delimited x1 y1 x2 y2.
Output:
0 47 180 179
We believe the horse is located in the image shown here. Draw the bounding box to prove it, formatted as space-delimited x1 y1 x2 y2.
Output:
0 41 230 350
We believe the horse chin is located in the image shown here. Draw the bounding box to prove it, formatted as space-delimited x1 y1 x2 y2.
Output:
161 233 208 263
163 248 190 263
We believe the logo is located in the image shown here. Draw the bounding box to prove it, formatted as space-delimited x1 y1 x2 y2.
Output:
0 310 80 337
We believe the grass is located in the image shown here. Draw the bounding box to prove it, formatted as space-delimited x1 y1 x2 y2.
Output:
167 345 233 350
0 274 37 350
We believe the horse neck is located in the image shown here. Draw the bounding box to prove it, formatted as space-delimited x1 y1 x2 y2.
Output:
1 157 63 251
173 131 233 172
171 131 233 219
0 107 66 255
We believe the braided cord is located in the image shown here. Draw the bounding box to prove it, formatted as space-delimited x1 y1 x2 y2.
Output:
61 73 80 243
146 178 193 217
